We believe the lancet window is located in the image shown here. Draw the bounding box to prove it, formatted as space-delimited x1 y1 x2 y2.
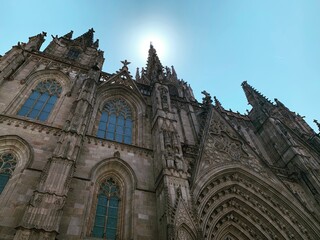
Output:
97 99 133 144
0 152 17 194
17 79 62 121
92 178 120 240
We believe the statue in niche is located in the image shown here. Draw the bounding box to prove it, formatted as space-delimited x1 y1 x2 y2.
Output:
159 87 169 111
163 129 185 171
174 147 184 171
163 130 175 168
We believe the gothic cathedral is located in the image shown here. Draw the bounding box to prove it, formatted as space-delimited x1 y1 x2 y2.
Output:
0 29 320 240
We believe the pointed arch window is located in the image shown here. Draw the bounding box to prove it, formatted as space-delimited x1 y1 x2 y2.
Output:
97 99 133 144
0 152 17 194
17 79 62 121
92 178 120 239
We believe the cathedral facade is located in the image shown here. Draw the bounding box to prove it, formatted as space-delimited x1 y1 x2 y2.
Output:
0 29 320 240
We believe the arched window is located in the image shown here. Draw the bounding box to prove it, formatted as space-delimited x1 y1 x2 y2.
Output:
92 178 120 239
0 152 17 194
97 99 133 144
17 79 62 121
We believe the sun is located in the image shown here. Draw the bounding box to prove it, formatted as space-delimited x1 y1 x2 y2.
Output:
139 33 167 61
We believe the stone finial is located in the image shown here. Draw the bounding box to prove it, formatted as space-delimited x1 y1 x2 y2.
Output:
314 120 320 132
121 60 131 70
201 90 213 106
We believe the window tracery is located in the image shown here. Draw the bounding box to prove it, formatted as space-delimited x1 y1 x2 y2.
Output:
97 99 133 144
17 79 62 121
92 178 120 240
0 152 17 194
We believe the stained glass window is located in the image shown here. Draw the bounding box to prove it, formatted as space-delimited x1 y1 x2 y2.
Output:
17 79 62 121
92 178 120 239
0 152 17 194
97 99 133 144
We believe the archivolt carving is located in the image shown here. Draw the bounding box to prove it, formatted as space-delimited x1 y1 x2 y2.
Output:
196 172 319 240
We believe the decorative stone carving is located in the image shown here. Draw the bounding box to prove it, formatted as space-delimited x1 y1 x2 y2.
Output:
200 110 268 176
158 86 169 111
162 129 186 172
196 172 315 240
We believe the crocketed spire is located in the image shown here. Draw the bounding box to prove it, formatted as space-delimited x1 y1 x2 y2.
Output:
145 43 164 83
241 81 273 109
73 28 96 48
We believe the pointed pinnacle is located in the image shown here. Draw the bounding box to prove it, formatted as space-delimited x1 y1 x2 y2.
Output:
93 39 99 48
214 96 223 110
314 120 320 132
135 67 140 81
241 81 273 107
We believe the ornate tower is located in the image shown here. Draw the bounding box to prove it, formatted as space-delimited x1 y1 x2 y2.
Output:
10 29 104 240
142 44 200 239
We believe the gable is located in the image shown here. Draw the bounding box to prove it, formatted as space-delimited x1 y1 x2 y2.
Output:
194 108 270 181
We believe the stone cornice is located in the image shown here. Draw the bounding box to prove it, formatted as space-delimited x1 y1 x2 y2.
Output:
84 134 153 157
0 114 62 136
0 114 153 156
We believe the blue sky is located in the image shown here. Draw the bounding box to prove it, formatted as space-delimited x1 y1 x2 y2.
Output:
1 0 319 130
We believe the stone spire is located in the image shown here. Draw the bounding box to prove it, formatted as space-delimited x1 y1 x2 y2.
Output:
135 67 141 82
171 65 177 79
145 43 164 83
241 81 273 109
73 28 96 48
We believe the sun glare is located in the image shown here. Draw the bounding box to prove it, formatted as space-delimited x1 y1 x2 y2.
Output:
139 33 167 62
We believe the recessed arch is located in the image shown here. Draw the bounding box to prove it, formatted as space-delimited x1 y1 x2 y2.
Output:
218 224 251 240
211 212 265 240
0 135 33 204
205 198 291 240
0 135 33 171
23 69 71 90
5 69 72 124
92 84 147 146
193 165 320 240
85 157 137 239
